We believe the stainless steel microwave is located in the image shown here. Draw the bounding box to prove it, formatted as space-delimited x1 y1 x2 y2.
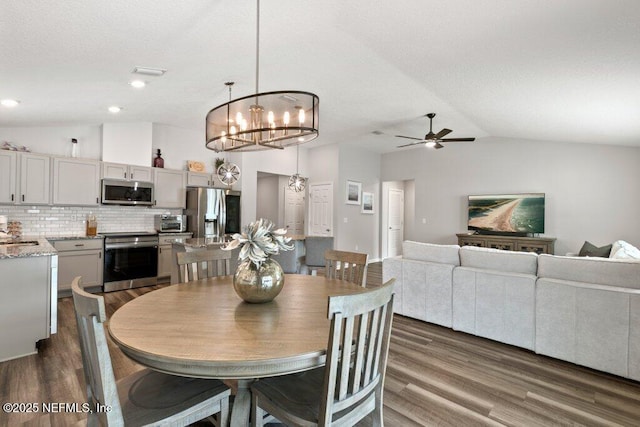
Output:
101 179 154 206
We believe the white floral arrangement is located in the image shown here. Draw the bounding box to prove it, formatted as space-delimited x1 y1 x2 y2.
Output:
223 218 293 268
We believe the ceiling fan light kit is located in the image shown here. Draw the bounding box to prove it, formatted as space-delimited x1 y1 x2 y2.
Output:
396 112 475 149
206 0 319 153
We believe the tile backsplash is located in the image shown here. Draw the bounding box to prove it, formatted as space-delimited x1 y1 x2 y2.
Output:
0 205 182 237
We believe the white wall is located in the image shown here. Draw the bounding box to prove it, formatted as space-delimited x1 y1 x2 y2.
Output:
0 125 102 159
337 145 382 260
256 175 280 224
381 137 640 255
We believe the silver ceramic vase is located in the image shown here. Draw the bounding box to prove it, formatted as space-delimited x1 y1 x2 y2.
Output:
233 258 284 303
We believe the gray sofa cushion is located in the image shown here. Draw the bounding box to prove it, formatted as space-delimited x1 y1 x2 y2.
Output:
402 241 460 265
538 254 640 289
459 246 538 275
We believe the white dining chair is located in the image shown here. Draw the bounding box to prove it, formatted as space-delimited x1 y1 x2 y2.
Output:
250 279 395 426
71 276 231 426
176 248 232 282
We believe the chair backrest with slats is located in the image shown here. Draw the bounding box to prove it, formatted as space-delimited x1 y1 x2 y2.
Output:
71 277 125 425
318 279 395 425
176 249 232 282
324 249 368 286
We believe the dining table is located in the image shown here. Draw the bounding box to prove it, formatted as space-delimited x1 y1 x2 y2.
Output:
108 273 368 427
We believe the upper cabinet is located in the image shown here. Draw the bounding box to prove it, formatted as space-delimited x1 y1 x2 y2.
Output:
19 153 51 205
102 162 153 182
154 169 186 208
52 158 100 206
187 171 214 187
0 151 18 204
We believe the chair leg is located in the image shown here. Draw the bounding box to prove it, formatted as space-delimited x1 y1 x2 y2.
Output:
251 393 265 427
220 396 230 427
372 384 384 427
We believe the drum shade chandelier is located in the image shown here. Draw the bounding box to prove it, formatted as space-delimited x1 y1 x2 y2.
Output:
206 0 319 153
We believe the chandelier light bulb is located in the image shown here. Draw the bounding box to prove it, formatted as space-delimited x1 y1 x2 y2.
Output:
230 125 237 135
221 131 227 143
236 112 243 125
267 111 274 124
298 109 305 124
283 111 290 126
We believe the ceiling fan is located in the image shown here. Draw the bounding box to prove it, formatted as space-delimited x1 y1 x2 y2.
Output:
396 113 476 149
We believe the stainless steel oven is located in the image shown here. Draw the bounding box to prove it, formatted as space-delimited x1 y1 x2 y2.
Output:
102 232 158 292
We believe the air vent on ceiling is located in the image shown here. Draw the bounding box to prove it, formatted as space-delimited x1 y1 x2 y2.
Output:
132 67 167 77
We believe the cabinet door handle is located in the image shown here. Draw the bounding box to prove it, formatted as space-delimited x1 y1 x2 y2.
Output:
130 173 134 180
22 194 25 202
74 244 85 247
96 197 99 204
11 194 14 201
99 252 102 259
124 172 127 179
159 247 162 253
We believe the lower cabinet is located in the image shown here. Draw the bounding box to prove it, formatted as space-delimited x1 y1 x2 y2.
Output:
53 239 103 295
158 233 192 282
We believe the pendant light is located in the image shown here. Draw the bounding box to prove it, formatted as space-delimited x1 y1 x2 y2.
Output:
216 83 242 186
288 142 306 192
205 0 319 152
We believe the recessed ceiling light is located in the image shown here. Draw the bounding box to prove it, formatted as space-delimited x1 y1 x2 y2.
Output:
130 80 146 89
132 66 167 77
108 106 122 113
1 99 20 108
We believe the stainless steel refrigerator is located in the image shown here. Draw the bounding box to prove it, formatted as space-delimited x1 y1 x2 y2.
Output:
185 187 241 238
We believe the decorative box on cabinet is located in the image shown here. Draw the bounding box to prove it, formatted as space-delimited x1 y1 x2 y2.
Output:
456 233 555 255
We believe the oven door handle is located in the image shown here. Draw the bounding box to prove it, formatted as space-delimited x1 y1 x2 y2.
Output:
105 242 159 250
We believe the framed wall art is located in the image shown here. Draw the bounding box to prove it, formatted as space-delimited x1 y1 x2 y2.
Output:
346 180 362 205
361 192 374 214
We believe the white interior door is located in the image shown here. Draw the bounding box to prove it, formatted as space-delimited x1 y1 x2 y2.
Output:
309 182 333 236
284 187 305 236
387 188 404 256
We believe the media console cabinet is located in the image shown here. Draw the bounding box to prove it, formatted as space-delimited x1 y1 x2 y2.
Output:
456 233 556 255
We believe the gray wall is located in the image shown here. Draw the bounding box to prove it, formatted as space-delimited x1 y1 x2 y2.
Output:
381 137 640 255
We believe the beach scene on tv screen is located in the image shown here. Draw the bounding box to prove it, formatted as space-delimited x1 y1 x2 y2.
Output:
468 194 545 233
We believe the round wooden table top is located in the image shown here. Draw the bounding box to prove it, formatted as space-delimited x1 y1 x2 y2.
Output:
108 274 367 379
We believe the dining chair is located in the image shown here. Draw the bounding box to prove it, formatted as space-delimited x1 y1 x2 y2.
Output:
250 279 395 427
176 248 232 282
324 249 369 286
71 277 231 427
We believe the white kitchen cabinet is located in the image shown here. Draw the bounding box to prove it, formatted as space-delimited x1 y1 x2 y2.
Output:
154 169 186 208
0 151 18 204
19 153 51 205
157 233 192 281
52 157 100 206
0 255 55 362
187 171 213 187
102 162 153 182
52 239 103 295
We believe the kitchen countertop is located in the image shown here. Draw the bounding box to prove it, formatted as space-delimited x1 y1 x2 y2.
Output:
0 237 57 260
47 235 105 241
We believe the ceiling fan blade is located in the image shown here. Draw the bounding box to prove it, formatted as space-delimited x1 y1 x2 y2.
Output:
397 141 426 148
395 135 424 141
440 137 476 142
434 142 444 149
434 128 452 139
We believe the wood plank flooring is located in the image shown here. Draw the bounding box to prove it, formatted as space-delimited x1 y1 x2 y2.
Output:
1 262 639 426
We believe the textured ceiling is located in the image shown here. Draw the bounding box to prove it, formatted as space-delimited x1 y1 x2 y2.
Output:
1 0 639 153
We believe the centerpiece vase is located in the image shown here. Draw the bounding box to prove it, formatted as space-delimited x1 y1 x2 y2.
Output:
233 258 284 303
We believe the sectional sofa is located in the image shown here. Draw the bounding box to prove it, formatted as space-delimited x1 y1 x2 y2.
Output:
383 241 640 381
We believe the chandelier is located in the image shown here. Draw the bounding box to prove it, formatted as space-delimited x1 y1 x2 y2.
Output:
206 0 319 153
288 143 306 192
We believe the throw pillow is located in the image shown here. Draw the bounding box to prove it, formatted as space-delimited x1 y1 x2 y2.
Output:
610 240 640 259
578 241 612 258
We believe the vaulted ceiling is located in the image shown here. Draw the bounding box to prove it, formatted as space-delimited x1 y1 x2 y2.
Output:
1 0 639 153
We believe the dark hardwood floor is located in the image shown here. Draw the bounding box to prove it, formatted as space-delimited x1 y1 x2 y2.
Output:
1 262 639 426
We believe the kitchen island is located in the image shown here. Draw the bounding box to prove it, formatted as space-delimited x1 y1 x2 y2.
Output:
0 238 58 362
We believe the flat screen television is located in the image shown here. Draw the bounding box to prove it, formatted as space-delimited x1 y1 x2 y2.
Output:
468 193 545 235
